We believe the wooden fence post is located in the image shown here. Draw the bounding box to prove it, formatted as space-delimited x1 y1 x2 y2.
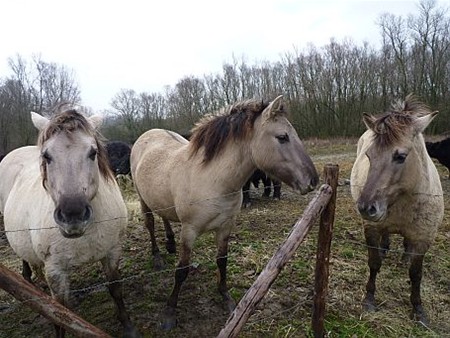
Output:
217 184 333 338
0 263 111 337
312 164 339 338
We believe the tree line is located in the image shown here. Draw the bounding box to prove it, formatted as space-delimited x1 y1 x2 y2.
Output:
0 0 449 153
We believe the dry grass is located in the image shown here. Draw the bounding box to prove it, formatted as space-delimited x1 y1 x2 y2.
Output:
0 138 449 337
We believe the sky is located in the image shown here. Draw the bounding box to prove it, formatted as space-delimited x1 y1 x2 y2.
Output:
0 0 446 112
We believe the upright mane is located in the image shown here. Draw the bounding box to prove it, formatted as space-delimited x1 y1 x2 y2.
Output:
369 95 432 149
38 108 114 181
189 99 275 163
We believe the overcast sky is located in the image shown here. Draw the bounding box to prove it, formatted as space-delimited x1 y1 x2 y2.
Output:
0 0 446 112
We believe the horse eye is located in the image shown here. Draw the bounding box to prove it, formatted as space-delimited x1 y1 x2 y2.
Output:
276 134 289 144
42 151 52 164
88 148 98 161
393 151 407 163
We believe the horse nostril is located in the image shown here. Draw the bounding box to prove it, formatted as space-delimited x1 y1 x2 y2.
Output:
55 208 64 223
358 202 378 218
368 205 377 216
311 175 319 188
82 206 92 222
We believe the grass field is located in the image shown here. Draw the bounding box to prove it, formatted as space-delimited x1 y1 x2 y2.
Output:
0 138 449 337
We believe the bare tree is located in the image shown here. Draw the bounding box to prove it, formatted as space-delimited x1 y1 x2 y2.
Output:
0 54 80 153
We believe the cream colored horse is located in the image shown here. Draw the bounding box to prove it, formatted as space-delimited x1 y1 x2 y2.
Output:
0 109 139 337
131 95 319 329
350 95 444 325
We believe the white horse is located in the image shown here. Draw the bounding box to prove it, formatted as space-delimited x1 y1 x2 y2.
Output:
131 95 319 329
0 108 139 337
350 95 444 325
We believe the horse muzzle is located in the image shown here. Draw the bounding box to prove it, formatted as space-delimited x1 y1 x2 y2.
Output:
294 174 319 195
357 199 387 222
54 197 94 238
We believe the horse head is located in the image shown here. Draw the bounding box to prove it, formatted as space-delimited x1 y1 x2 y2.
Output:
355 96 438 222
250 95 319 194
31 109 112 238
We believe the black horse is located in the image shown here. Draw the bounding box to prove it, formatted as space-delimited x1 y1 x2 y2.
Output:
426 137 450 178
106 141 132 175
242 169 281 208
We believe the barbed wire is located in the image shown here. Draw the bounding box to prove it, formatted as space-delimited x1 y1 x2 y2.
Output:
1 181 448 236
0 233 447 333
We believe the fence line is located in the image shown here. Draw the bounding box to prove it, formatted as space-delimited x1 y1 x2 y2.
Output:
0 182 447 236
1 179 449 333
2 231 448 314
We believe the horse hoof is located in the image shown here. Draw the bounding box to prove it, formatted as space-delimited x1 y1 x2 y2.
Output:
221 293 236 312
166 242 176 254
412 307 429 326
160 307 177 330
226 299 236 313
242 202 251 208
123 325 142 338
153 253 165 271
362 300 377 312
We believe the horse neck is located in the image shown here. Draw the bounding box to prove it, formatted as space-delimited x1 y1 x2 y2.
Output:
202 141 256 192
413 134 442 194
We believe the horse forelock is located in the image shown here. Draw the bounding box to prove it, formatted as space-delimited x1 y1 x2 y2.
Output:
189 99 270 163
38 109 114 182
371 95 431 149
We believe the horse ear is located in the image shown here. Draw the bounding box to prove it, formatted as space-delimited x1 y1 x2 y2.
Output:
88 114 104 129
263 95 284 120
414 111 438 133
31 112 49 131
362 113 376 130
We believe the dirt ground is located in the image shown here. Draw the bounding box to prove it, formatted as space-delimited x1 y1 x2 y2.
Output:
1 139 449 338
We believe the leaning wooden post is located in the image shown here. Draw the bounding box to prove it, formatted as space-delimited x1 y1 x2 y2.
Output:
0 263 111 338
217 184 333 338
312 164 339 338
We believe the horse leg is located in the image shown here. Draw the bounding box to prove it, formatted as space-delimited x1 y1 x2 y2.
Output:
242 179 252 208
101 255 140 338
161 228 195 330
363 227 382 312
262 175 271 198
163 218 176 254
22 260 33 283
408 241 429 325
45 266 70 338
140 199 164 270
273 180 281 200
401 237 411 264
379 233 390 259
216 228 236 312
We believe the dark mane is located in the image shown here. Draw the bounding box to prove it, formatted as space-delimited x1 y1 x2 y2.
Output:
189 99 275 163
371 95 431 148
38 108 114 182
